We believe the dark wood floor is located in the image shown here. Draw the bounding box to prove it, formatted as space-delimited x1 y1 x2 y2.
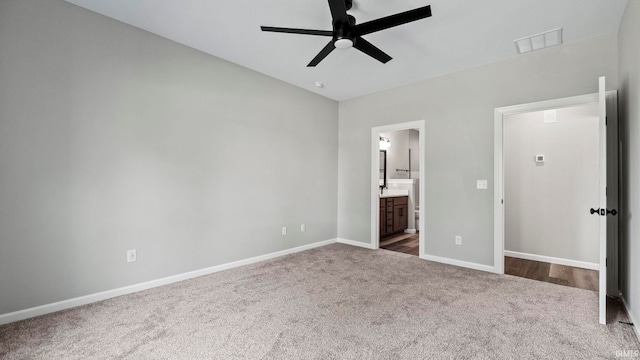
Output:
505 256 599 292
380 233 419 256
380 237 597 292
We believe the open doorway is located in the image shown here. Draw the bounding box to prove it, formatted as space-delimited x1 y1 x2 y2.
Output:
378 129 420 256
502 103 601 291
494 84 619 325
370 120 425 256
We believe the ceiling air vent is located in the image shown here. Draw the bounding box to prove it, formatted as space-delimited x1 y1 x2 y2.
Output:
514 28 563 54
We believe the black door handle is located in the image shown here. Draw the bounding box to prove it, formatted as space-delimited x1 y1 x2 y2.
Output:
590 208 617 216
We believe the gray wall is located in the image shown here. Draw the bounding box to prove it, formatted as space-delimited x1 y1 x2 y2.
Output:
381 130 410 179
0 0 338 315
338 34 618 266
504 105 599 264
618 0 640 332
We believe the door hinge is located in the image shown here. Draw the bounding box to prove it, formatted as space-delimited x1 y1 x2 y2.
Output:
501 199 504 204
606 187 608 196
606 116 608 125
606 258 608 267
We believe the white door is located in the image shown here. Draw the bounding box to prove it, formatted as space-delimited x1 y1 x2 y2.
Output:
598 76 607 325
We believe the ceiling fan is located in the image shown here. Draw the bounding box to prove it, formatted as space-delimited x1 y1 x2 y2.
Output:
261 0 432 67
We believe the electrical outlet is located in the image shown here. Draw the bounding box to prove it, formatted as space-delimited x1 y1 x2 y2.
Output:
282 227 287 235
476 180 488 190
455 236 462 246
127 249 137 263
301 224 305 232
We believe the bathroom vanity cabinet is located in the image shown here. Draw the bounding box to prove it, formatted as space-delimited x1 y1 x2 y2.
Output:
379 196 408 238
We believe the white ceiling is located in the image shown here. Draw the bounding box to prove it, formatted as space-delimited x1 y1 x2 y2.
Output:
65 0 627 101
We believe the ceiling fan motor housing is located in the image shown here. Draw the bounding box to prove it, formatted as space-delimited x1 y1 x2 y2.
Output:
333 15 356 47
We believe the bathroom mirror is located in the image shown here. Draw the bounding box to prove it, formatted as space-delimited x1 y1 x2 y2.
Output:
379 150 387 188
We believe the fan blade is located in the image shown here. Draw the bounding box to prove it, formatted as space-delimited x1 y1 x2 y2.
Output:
328 0 349 24
261 26 333 36
353 37 392 64
355 5 432 35
308 41 336 67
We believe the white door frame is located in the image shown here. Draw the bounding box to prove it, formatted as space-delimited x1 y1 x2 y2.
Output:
371 120 426 253
494 92 614 273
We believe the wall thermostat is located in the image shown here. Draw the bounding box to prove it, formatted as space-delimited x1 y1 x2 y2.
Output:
535 154 545 163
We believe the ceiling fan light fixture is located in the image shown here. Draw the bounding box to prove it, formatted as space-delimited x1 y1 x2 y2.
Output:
334 38 353 49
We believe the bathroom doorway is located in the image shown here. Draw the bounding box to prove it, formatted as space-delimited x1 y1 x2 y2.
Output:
371 120 425 256
379 129 420 256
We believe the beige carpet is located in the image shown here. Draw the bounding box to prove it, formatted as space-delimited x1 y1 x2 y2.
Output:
1 243 638 359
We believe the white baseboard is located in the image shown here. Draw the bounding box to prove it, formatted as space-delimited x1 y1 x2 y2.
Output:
337 238 376 249
338 237 496 274
621 296 640 342
420 253 498 274
504 250 599 270
404 229 417 234
0 238 337 326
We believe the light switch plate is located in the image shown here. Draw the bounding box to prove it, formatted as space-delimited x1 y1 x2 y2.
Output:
477 180 488 190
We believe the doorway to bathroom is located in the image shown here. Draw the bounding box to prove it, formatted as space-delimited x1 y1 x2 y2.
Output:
379 129 420 256
371 120 425 256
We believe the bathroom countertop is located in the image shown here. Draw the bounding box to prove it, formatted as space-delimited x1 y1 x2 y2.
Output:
379 190 409 198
